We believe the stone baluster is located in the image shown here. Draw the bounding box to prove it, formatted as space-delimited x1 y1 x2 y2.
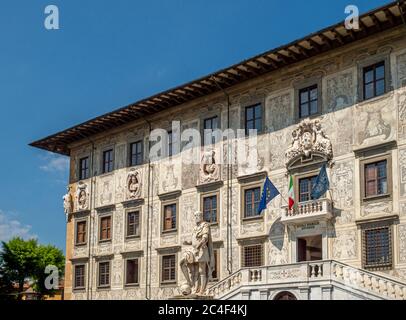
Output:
394 285 404 300
371 277 379 292
378 279 388 296
363 274 372 290
387 282 395 299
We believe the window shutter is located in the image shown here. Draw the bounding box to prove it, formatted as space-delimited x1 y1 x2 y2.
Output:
365 165 378 197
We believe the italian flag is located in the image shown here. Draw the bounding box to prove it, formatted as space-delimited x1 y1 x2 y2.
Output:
288 175 295 210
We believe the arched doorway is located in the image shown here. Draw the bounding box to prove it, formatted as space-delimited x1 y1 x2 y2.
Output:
273 291 297 300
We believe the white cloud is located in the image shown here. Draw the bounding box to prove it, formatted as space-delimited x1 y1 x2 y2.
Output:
39 153 69 173
0 210 37 242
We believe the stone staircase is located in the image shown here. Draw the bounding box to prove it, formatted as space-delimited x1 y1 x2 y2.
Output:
207 260 406 300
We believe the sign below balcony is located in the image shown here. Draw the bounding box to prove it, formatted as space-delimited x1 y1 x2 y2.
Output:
281 198 333 224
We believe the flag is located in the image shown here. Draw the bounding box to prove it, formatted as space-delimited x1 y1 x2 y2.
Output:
257 177 280 214
288 175 294 210
311 163 330 200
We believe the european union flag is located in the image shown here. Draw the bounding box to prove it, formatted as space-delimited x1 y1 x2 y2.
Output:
311 163 330 200
257 177 280 214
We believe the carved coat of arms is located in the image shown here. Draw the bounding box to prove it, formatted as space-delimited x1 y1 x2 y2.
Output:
285 119 333 167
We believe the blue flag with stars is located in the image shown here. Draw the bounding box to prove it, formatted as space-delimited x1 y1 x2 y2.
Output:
311 163 330 200
257 177 280 214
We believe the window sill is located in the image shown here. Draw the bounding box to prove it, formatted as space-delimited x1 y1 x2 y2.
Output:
362 193 391 203
358 91 391 105
73 287 86 292
162 229 177 235
242 215 263 223
97 285 111 290
160 281 177 287
124 283 140 288
125 235 141 240
99 239 112 244
75 242 87 247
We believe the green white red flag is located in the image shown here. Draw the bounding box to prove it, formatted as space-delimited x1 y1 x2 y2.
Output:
288 175 295 210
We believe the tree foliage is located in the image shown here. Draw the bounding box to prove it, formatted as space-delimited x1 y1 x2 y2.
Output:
0 237 65 300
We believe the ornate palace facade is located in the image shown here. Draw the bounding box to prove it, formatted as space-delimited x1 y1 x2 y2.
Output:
31 2 406 300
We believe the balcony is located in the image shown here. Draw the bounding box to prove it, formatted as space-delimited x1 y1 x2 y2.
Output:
281 198 333 224
207 260 406 300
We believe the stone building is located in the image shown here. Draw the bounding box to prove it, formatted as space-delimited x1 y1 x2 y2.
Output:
31 2 406 300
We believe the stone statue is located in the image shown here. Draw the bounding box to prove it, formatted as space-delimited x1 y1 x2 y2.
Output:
179 210 215 296
63 186 72 221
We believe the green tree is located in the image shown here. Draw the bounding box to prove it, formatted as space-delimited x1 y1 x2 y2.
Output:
33 244 65 299
0 237 65 300
0 237 38 300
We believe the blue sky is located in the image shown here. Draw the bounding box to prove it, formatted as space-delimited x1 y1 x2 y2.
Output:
0 0 390 251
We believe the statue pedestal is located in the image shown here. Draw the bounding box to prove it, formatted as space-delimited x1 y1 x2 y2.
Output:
170 294 215 300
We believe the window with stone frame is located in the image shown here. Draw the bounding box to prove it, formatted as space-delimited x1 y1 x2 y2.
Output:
363 61 385 100
364 160 388 198
202 194 218 223
245 104 262 135
98 261 110 287
99 216 112 241
298 175 318 202
163 203 177 232
75 220 87 245
362 223 393 270
130 140 143 166
244 187 261 218
299 85 318 118
79 156 89 180
126 211 140 237
125 258 139 285
161 254 176 283
74 264 85 289
242 244 264 267
102 149 114 173
203 116 219 146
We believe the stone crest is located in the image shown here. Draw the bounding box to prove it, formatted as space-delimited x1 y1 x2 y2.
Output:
199 149 220 185
285 118 333 167
126 169 142 199
76 182 89 211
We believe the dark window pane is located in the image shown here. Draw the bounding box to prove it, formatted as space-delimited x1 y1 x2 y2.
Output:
300 103 309 118
300 91 308 103
243 245 263 267
364 83 374 100
364 69 374 83
310 88 318 101
246 107 254 121
365 227 391 268
376 79 385 96
310 100 318 115
376 64 385 80
126 259 138 285
244 187 261 217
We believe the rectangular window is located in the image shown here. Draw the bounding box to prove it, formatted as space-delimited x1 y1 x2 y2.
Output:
203 116 219 145
299 85 318 118
125 259 139 285
245 104 262 135
365 160 388 198
163 204 177 231
244 187 261 218
79 157 89 180
168 131 173 157
130 141 143 166
299 175 318 202
242 244 263 267
363 226 392 270
212 249 219 281
126 211 140 237
76 220 87 245
100 216 112 241
203 195 218 223
161 255 176 283
74 265 85 289
98 261 110 287
102 149 114 173
363 61 385 100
